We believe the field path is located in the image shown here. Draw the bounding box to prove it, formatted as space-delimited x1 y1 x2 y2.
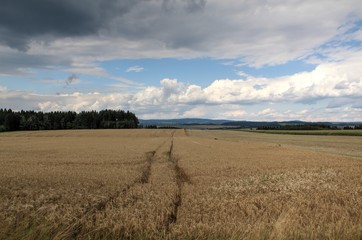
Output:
164 130 191 231
54 130 187 239
72 129 192 238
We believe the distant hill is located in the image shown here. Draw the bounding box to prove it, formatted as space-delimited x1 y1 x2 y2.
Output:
139 118 231 126
139 118 362 129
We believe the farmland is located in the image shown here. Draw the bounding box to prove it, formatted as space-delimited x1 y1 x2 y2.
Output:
1 129 362 239
243 129 362 137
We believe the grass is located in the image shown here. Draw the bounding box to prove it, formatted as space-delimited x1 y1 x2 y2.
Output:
173 131 362 239
193 129 362 158
1 129 362 239
240 129 362 136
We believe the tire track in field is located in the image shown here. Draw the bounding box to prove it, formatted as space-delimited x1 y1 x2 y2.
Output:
139 140 166 184
96 140 169 209
84 141 166 212
68 130 190 237
164 130 191 232
119 140 169 208
63 140 168 238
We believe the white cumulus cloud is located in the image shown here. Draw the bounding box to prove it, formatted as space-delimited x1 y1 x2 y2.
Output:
1 49 362 121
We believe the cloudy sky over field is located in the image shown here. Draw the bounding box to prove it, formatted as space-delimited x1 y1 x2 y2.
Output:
1 0 362 121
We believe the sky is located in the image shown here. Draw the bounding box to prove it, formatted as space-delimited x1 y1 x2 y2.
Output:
1 0 362 121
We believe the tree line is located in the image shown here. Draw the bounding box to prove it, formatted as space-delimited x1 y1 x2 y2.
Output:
0 109 139 132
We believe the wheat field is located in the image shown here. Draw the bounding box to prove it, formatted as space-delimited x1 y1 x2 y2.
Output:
1 129 362 239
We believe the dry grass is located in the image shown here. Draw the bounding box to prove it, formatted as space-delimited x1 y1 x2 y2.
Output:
251 129 362 136
0 130 175 239
191 129 362 158
1 129 362 239
172 131 362 239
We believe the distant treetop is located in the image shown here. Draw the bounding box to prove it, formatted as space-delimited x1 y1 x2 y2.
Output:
0 109 139 132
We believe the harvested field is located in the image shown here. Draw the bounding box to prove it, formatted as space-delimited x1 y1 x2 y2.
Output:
1 129 362 239
193 130 362 158
245 129 362 136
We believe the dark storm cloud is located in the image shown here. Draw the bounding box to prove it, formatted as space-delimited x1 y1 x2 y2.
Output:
162 0 206 12
0 0 143 51
184 0 207 12
0 0 209 75
0 0 207 51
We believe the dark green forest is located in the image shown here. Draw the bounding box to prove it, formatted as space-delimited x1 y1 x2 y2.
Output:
0 109 139 132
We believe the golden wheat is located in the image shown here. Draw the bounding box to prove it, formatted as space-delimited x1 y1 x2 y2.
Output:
1 129 361 239
171 130 362 239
